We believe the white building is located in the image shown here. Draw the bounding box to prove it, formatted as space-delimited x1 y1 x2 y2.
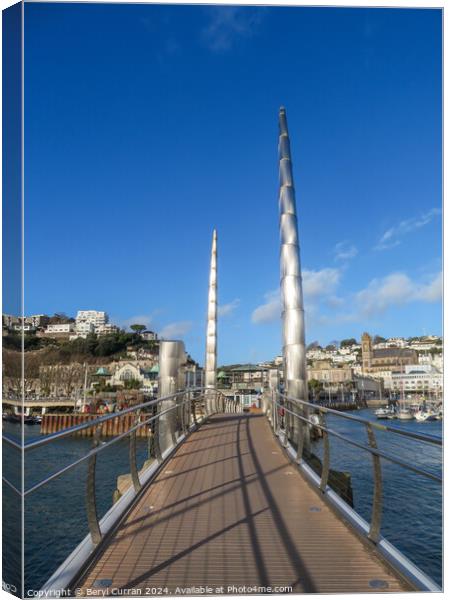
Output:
45 323 75 334
387 337 408 348
141 330 158 341
22 314 49 328
391 365 443 395
409 340 441 352
96 323 119 336
75 310 110 336
419 353 443 371
13 324 36 333
76 310 108 328
75 321 95 335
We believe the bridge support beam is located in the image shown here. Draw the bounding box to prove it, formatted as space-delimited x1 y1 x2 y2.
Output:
278 107 309 450
205 229 218 414
158 340 186 454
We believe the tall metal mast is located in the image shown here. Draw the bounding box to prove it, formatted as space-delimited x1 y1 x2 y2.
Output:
278 107 308 409
205 229 217 408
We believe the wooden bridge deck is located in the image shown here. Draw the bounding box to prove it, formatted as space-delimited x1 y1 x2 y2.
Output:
76 414 411 594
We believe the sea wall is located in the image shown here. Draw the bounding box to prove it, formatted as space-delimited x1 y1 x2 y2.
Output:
40 413 151 437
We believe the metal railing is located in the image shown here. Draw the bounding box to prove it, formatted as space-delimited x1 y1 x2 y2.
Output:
267 391 442 545
3 386 238 547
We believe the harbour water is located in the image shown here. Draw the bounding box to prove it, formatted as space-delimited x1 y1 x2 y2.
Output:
310 408 442 585
3 409 442 592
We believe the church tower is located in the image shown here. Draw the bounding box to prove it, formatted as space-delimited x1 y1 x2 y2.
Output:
361 332 373 373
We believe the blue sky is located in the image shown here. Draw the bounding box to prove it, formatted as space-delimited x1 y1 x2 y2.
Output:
21 3 442 365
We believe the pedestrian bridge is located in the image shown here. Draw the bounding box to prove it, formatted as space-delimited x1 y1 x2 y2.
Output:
4 388 441 595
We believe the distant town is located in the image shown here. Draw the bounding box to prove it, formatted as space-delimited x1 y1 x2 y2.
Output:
1 310 443 412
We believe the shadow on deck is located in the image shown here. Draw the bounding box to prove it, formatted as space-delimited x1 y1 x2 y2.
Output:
76 413 411 594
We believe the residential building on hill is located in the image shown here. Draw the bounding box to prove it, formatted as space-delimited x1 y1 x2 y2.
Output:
44 323 75 336
76 310 108 328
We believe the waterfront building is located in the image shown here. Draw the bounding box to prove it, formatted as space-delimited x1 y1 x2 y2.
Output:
307 360 354 383
217 364 269 391
105 362 159 394
361 332 418 374
391 365 443 397
216 364 269 408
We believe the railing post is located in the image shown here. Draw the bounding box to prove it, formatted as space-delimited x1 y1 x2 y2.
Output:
191 392 198 426
283 401 290 447
86 426 102 545
366 422 383 543
295 410 305 463
153 414 163 462
180 391 187 435
129 412 142 493
274 392 278 432
319 412 330 492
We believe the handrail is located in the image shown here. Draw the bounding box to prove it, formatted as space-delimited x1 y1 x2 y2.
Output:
278 392 442 446
23 394 198 496
3 386 234 551
268 389 442 554
275 398 442 483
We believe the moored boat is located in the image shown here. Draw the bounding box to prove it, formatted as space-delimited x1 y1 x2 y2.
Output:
397 407 414 420
375 405 396 419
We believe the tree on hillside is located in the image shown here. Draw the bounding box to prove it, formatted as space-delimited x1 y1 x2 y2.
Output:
308 379 323 402
340 338 357 348
49 312 75 324
130 324 146 335
373 335 386 344
306 341 321 351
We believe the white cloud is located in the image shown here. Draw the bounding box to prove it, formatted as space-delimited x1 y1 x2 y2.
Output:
252 267 441 327
414 272 442 303
355 271 442 317
375 208 441 250
303 268 341 297
334 241 358 261
159 321 193 339
251 268 341 325
201 6 264 52
251 290 281 324
218 299 240 317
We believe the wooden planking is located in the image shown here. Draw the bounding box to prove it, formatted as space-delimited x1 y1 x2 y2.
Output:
77 414 412 594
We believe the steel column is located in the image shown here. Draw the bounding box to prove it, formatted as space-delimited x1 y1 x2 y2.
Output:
205 229 218 413
158 340 185 454
278 107 309 448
